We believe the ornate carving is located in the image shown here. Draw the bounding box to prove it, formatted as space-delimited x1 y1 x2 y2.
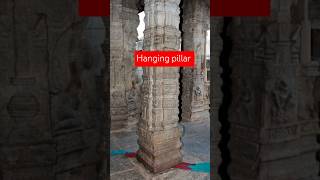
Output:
127 81 141 131
0 1 105 179
137 0 182 173
7 93 40 119
269 79 295 124
110 0 139 132
234 79 254 125
181 0 210 122
195 86 202 96
228 1 320 179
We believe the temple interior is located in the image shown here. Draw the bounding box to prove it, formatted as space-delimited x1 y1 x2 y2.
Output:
110 0 211 178
0 0 319 180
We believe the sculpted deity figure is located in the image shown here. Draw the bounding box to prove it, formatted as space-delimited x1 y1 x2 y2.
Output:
270 80 294 124
235 79 253 124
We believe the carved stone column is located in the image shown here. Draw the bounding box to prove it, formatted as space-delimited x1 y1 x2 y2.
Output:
181 0 210 122
137 0 182 173
0 1 105 179
298 0 320 179
110 0 139 132
0 1 55 178
228 0 319 179
210 17 224 180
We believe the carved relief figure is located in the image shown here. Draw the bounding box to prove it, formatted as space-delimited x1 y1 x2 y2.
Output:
127 80 142 128
235 79 254 124
256 21 276 59
299 79 318 121
204 83 210 100
194 86 202 101
270 79 294 124
111 90 126 107
54 62 83 132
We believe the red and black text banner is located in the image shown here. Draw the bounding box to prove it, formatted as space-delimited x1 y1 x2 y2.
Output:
79 0 110 16
211 0 270 16
78 0 270 18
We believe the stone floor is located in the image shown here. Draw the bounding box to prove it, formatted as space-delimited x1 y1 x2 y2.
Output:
110 119 210 180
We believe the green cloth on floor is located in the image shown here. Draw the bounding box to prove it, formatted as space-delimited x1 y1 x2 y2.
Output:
190 162 210 173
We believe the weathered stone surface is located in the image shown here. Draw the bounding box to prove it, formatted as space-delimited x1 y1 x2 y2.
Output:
0 1 106 179
182 0 210 122
228 0 320 179
127 81 142 132
137 0 183 173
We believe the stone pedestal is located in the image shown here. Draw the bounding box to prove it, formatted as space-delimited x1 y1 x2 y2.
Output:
137 0 182 173
228 1 320 179
181 0 210 122
110 0 139 132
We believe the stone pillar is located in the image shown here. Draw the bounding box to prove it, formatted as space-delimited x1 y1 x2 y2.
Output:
110 0 139 132
210 17 224 180
137 0 182 173
0 1 55 178
181 0 210 122
299 0 320 178
228 0 319 179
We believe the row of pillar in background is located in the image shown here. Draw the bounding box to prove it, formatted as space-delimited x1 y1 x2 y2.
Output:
181 0 210 122
110 0 141 132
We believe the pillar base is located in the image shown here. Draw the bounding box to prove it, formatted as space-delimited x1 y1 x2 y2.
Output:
137 127 182 173
137 150 182 173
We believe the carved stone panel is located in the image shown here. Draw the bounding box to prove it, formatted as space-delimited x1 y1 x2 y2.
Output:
0 1 105 179
228 1 320 179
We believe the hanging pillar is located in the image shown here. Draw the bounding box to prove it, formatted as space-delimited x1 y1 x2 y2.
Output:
137 0 182 173
228 0 319 179
110 0 139 132
181 0 210 122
